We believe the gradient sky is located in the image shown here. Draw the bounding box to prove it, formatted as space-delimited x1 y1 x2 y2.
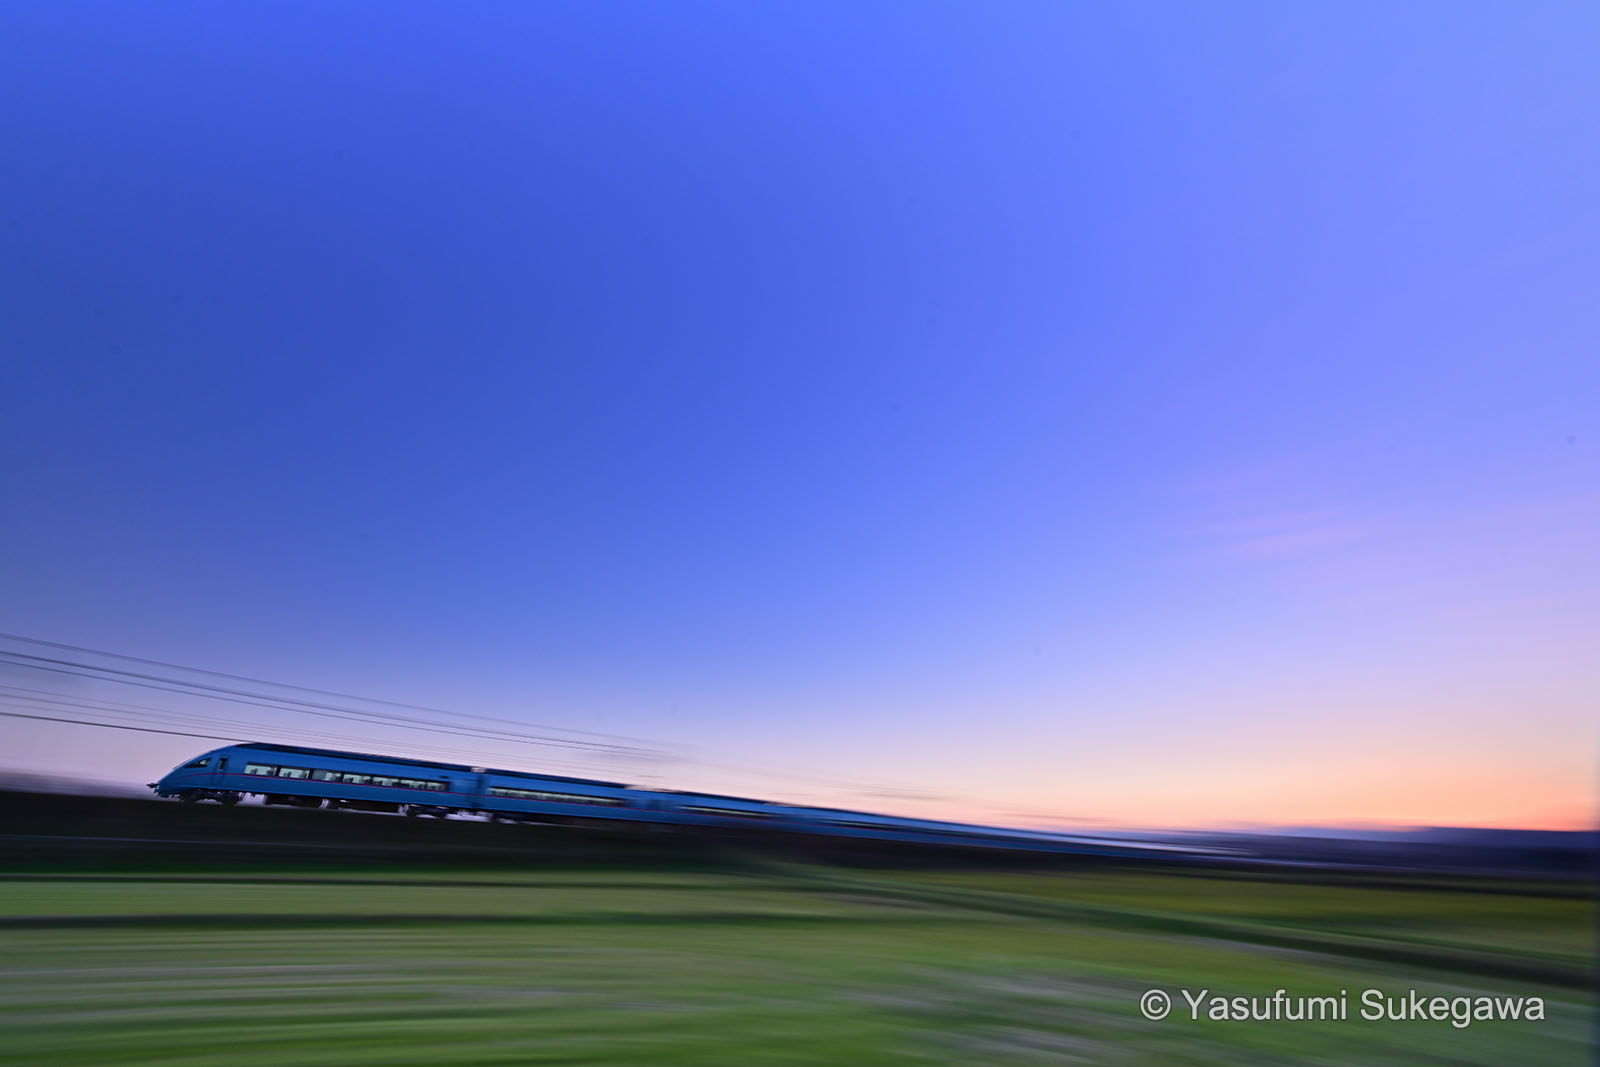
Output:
3 3 1595 830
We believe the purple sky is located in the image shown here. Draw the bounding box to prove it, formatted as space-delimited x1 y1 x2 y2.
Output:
2 3 1595 829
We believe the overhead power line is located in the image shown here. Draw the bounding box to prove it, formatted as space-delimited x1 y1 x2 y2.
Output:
0 689 617 776
0 710 241 743
0 631 641 743
0 632 972 810
0 650 648 757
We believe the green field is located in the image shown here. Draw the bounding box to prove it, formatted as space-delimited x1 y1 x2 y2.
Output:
0 864 1591 1065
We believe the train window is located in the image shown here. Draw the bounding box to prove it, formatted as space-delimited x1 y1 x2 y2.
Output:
244 763 276 776
304 769 445 790
277 766 311 779
487 785 624 806
182 758 210 769
684 806 773 819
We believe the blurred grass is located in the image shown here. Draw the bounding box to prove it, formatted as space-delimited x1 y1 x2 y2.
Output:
0 864 1591 1065
873 868 1595 968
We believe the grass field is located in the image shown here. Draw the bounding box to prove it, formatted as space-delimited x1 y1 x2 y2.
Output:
0 863 1592 1065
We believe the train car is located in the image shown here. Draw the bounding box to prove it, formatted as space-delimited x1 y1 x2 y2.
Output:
475 767 643 824
148 742 637 820
149 742 1045 845
645 789 786 827
149 741 1199 859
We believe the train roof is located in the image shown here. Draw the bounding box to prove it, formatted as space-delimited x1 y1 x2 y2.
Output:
233 742 629 789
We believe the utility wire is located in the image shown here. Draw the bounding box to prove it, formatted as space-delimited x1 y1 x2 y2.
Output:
0 691 617 776
0 633 971 810
0 710 241 743
0 651 646 756
0 692 628 779
0 631 643 743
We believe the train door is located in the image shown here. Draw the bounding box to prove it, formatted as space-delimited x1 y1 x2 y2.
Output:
209 755 242 805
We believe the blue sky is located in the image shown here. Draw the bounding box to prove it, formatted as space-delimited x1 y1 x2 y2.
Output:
3 3 1595 828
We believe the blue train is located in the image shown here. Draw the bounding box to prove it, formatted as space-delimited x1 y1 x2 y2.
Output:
147 741 1139 855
